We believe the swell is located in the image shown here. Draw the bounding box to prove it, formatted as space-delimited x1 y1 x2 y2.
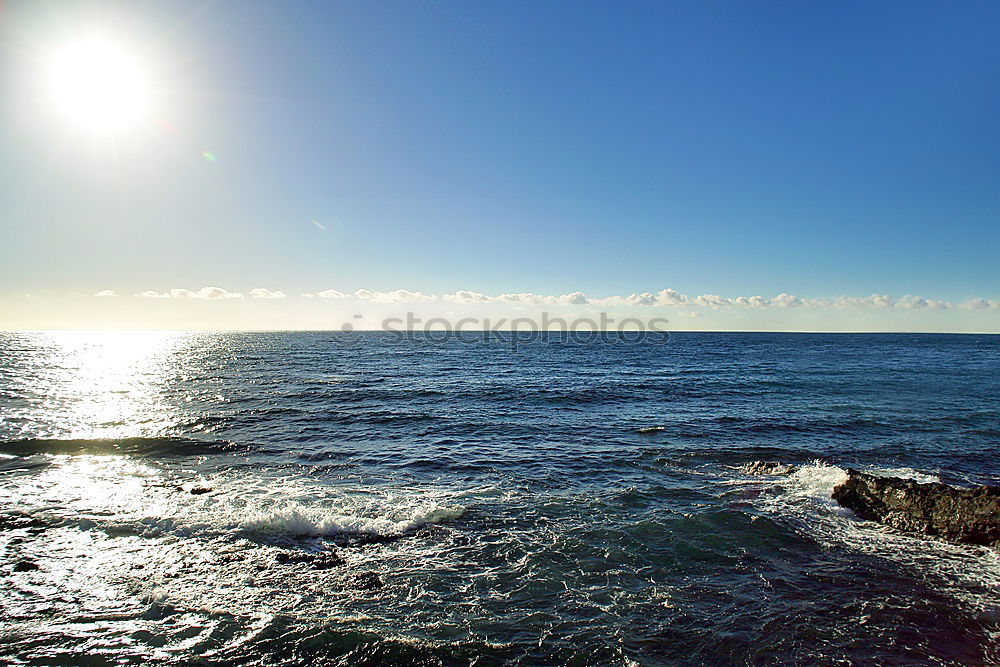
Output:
0 437 246 458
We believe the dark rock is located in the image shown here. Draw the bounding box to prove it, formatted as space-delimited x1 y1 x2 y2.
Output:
309 555 343 570
0 513 47 531
175 484 213 495
324 532 404 547
13 559 39 572
832 468 1000 547
351 572 383 590
275 551 344 570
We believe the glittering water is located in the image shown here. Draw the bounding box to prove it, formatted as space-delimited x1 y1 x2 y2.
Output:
1 331 998 665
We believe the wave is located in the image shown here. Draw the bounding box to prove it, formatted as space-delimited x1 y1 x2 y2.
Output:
237 502 466 538
1 498 467 545
0 437 246 458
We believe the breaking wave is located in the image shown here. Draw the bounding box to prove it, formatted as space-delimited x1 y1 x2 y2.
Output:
237 502 466 537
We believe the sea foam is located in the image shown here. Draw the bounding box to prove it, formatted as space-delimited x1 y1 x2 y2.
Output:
237 502 466 538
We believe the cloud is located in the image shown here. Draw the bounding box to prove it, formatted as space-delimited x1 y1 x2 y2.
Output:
353 287 970 312
444 290 494 303
557 291 590 305
730 295 768 308
491 291 594 305
771 293 803 308
833 293 894 309
691 294 731 308
655 289 689 306
249 288 287 299
625 292 657 306
93 289 116 298
496 292 547 304
192 287 243 300
123 284 985 315
960 297 1000 311
898 295 950 310
355 288 437 303
137 287 243 300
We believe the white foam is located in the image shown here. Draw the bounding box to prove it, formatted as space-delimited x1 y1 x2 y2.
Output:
864 467 941 484
237 502 465 538
784 460 849 505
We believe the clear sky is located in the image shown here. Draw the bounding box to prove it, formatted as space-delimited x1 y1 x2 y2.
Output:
1 0 998 330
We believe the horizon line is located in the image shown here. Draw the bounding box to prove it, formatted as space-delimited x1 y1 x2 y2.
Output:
3 328 999 335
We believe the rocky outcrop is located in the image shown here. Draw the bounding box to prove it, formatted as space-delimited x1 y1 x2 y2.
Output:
832 468 1000 547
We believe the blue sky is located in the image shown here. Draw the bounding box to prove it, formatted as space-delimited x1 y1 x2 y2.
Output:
1 0 999 329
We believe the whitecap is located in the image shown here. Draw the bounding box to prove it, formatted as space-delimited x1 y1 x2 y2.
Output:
237 502 466 538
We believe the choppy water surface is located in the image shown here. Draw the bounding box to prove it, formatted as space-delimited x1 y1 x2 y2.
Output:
1 331 998 665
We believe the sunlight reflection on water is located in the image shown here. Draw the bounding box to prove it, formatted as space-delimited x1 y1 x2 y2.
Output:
6 330 190 439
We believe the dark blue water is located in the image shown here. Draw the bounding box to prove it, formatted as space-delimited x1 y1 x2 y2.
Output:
1 331 998 665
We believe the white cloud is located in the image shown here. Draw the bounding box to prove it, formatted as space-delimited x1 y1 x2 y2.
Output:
730 295 768 308
868 293 894 309
496 292 546 304
249 288 287 299
625 292 657 306
557 291 590 305
148 284 980 314
692 294 731 308
444 290 494 303
137 287 243 300
355 288 437 303
194 287 243 300
93 289 116 298
960 297 1000 311
655 288 689 306
771 293 803 308
834 293 893 309
898 294 950 310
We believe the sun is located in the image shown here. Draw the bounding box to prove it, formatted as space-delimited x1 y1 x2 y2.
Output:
45 37 150 134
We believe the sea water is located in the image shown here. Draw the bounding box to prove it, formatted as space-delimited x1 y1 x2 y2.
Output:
0 331 998 664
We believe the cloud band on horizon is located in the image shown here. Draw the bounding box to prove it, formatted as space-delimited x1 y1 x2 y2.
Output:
116 286 1000 311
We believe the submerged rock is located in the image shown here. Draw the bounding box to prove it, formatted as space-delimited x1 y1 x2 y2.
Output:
13 559 39 572
175 483 213 495
351 572 383 590
274 550 344 570
0 513 47 531
832 468 1000 547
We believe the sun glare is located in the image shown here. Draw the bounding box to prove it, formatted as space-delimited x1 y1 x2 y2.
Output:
45 37 150 134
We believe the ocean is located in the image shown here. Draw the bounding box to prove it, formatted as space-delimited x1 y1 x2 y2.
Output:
0 330 998 665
